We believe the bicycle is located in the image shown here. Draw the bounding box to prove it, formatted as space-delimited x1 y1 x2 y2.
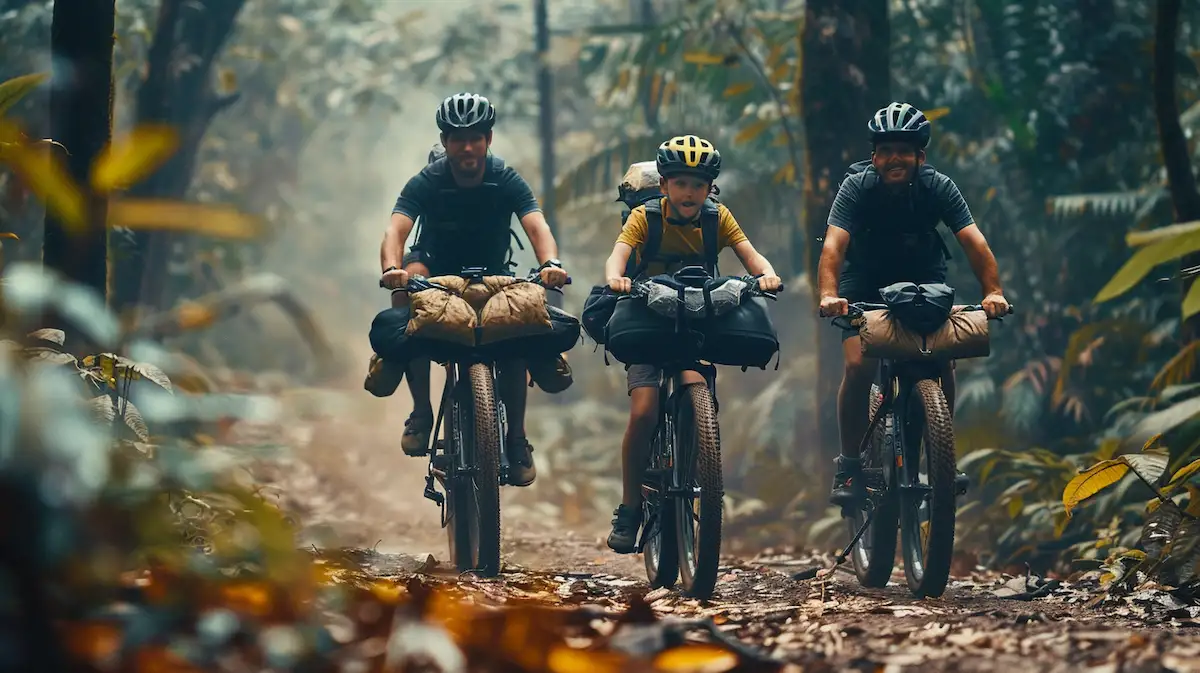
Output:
820 297 1011 598
622 269 781 599
382 266 570 576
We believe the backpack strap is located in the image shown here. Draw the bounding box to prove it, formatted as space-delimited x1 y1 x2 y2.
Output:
700 197 720 277
628 199 665 278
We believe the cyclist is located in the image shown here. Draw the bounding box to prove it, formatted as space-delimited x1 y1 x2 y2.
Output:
816 101 1010 507
602 134 782 553
379 92 569 487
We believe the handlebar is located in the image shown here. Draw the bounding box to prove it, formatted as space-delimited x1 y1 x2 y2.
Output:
380 268 572 293
623 274 784 301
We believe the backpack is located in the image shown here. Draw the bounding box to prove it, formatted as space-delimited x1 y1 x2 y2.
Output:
615 160 722 277
839 160 952 263
412 144 525 271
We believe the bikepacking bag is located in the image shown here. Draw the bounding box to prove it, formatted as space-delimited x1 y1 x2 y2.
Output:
604 293 696 365
471 276 552 345
503 304 581 360
858 282 990 360
407 276 477 346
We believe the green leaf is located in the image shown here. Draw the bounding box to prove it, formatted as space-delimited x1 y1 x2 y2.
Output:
1126 219 1200 246
1184 279 1200 320
1165 458 1200 492
0 73 49 117
1094 230 1200 303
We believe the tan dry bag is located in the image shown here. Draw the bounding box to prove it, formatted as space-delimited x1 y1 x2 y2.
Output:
406 275 477 346
478 277 552 344
858 307 990 361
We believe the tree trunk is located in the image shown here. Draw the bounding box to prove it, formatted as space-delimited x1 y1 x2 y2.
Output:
799 1 890 484
42 0 114 313
1153 0 1200 343
110 0 245 315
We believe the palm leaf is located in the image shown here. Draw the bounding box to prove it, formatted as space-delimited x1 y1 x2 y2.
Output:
1046 190 1152 218
1094 229 1200 303
553 134 663 212
1127 218 1200 247
1151 341 1200 392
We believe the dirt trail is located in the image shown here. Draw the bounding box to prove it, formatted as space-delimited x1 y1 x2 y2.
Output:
259 388 1200 672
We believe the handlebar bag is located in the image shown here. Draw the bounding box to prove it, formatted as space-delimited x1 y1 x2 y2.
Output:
408 276 477 346
494 304 581 359
698 294 779 369
582 285 619 345
477 276 552 344
605 294 700 365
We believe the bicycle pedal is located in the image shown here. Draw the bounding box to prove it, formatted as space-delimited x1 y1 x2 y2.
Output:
423 475 444 506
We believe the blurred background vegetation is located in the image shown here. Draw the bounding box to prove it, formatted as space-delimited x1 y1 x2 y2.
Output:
3 0 1200 667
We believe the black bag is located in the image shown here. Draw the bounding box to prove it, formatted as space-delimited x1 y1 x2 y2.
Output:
698 296 780 369
879 282 955 335
369 306 412 361
500 305 581 359
604 295 701 365
582 285 619 344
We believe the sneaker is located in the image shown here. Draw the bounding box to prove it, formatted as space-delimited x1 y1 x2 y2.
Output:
607 504 642 554
401 413 433 456
829 455 864 508
506 437 536 487
528 354 573 393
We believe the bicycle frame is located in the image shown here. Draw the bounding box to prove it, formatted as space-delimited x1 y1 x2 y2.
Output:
867 358 943 509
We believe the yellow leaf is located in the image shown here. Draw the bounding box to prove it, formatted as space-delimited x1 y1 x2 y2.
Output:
1184 484 1200 517
546 646 627 673
985 186 997 201
91 125 179 193
1007 495 1024 519
0 232 17 240
734 118 773 144
176 301 218 330
218 68 237 94
107 199 263 239
653 644 738 673
1094 229 1200 303
1166 458 1200 492
1126 219 1200 246
772 162 795 184
1184 278 1200 320
0 73 49 117
682 52 728 65
722 82 755 98
0 122 86 229
1062 460 1131 517
1150 341 1200 391
924 106 951 121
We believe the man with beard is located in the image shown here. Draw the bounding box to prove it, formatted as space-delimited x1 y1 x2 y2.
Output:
816 101 1009 507
379 92 569 487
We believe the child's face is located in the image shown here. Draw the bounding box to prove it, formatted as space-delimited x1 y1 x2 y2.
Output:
660 175 711 220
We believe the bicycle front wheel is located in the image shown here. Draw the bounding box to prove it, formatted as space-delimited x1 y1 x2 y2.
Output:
899 378 956 598
642 429 679 589
849 383 900 588
448 363 502 576
674 382 722 599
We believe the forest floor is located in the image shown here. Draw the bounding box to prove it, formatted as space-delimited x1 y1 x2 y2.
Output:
249 385 1200 672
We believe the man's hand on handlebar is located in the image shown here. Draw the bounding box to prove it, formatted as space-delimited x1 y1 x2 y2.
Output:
539 264 569 289
608 276 632 294
381 267 409 290
757 274 783 293
982 292 1011 319
819 295 849 317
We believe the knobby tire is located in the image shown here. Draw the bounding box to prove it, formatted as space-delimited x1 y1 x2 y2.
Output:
900 378 956 598
850 383 900 587
675 383 722 600
450 364 502 576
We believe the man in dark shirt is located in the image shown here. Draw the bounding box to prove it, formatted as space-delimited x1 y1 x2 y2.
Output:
379 93 569 487
816 102 1009 506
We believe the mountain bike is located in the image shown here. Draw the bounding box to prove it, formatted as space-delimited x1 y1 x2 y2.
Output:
628 272 780 599
825 299 1012 598
383 266 569 576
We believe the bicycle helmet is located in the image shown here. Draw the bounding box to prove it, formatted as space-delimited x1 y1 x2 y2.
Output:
436 93 496 133
655 134 721 181
867 102 931 148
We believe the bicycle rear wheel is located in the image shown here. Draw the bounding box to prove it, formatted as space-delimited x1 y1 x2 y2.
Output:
674 383 722 599
899 378 956 598
849 383 900 587
447 363 502 576
642 427 679 588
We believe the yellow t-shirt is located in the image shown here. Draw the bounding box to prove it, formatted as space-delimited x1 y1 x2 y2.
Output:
616 198 748 276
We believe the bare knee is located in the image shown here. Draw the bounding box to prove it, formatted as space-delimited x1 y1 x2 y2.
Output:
628 389 658 434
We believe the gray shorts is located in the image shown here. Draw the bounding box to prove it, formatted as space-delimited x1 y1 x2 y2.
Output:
626 364 662 394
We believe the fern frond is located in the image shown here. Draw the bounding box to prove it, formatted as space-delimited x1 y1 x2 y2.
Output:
1046 190 1153 218
1151 342 1200 392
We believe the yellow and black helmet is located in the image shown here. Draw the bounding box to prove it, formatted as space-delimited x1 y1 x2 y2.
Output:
655 134 721 181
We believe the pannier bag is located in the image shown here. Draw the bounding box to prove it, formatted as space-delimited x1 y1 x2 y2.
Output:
527 352 574 393
502 304 581 359
879 281 955 335
477 277 552 344
858 307 990 360
582 285 619 344
366 306 412 398
407 276 476 346
364 353 405 398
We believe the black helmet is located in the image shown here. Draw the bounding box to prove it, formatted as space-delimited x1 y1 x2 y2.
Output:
655 134 721 181
436 93 496 133
867 102 931 148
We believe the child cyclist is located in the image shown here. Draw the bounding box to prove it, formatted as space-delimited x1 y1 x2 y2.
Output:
602 134 783 553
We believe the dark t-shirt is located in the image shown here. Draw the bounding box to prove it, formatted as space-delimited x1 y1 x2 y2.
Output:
828 168 974 295
392 154 541 273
